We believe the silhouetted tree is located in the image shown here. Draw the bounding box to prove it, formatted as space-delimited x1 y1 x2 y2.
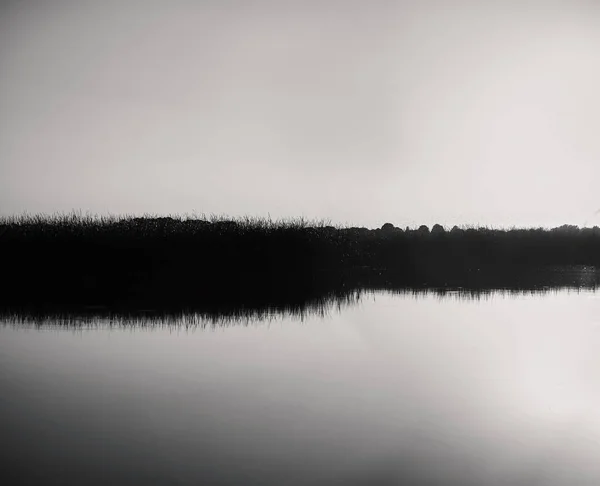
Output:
431 224 445 235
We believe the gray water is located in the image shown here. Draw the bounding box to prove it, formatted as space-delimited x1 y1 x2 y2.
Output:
2 290 600 486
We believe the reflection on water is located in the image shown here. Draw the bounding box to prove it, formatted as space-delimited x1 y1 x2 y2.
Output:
2 288 600 485
2 265 599 322
3 285 599 329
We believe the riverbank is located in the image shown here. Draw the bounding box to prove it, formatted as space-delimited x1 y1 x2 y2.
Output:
1 214 599 314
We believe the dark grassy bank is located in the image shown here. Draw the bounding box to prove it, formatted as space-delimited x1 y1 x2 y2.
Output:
1 213 599 315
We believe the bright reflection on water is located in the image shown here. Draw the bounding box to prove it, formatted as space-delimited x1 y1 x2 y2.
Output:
2 290 600 485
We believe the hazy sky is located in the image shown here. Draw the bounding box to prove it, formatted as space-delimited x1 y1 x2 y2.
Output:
1 0 599 228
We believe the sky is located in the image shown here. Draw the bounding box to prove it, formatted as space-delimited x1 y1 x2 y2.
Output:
1 0 599 229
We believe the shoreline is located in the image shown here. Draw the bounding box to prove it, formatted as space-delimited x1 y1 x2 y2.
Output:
2 214 599 315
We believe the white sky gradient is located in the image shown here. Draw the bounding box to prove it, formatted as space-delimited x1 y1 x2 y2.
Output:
1 0 599 228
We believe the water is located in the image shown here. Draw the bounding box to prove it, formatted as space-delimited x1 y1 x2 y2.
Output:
2 290 600 485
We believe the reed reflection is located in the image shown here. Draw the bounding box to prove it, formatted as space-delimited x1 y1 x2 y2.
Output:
3 274 598 330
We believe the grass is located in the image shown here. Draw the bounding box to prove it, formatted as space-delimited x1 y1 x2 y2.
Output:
1 212 599 315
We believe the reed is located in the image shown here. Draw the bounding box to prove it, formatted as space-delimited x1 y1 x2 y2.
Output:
1 213 599 314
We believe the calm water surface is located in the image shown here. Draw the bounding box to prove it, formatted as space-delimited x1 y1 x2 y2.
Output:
2 290 600 485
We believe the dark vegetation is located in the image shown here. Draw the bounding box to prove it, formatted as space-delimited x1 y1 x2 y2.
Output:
1 213 599 317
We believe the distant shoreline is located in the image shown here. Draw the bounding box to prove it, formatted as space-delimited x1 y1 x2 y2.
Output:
1 213 599 316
